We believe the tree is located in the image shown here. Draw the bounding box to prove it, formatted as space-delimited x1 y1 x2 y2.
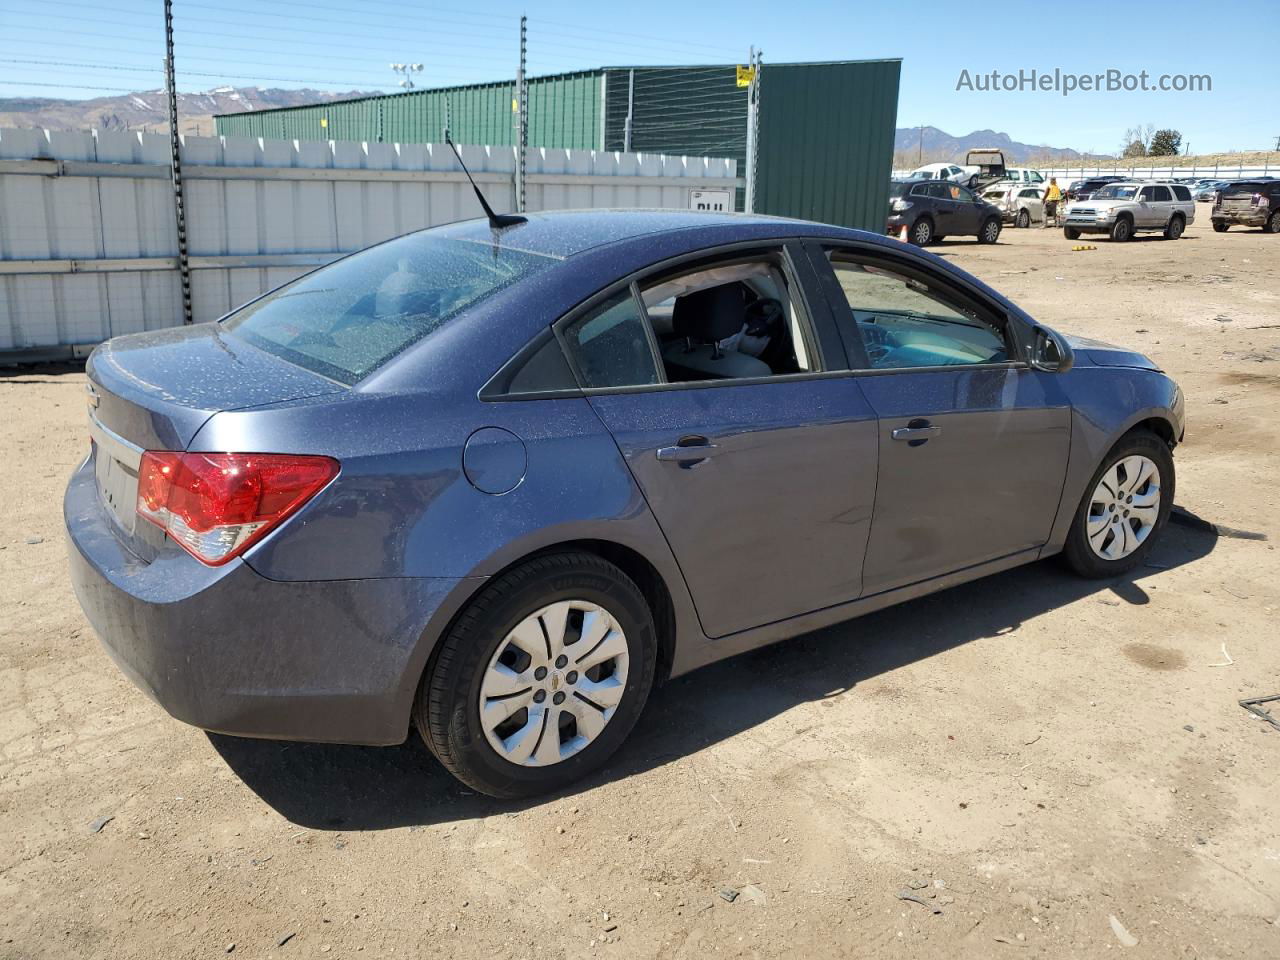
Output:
1121 124 1155 156
1148 129 1182 156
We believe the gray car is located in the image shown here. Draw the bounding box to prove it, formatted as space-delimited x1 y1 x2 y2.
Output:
66 211 1185 798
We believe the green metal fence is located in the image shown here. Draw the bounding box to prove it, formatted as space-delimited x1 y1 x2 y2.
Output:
754 60 901 232
216 71 601 148
214 60 902 231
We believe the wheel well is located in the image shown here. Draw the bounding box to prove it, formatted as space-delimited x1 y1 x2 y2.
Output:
1127 416 1176 449
527 540 677 682
1116 211 1134 222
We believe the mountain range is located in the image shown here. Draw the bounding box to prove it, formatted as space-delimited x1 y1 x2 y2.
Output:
894 125 1110 165
0 87 376 137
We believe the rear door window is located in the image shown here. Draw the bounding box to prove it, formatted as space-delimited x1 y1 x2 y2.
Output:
223 234 557 384
1171 185 1191 201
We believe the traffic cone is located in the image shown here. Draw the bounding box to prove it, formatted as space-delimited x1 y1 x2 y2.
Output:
898 225 909 243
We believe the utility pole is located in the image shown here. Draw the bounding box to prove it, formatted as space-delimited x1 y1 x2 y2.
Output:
515 15 527 213
623 68 635 153
163 0 192 325
744 48 761 213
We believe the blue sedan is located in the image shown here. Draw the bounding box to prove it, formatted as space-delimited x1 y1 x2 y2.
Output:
66 210 1184 797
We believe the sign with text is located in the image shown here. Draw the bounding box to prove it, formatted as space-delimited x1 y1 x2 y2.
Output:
690 189 733 213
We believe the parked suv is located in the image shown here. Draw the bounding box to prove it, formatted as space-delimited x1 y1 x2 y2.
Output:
1063 182 1195 242
1211 180 1280 233
887 179 1003 245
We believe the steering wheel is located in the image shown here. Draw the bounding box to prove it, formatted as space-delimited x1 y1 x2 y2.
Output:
857 320 898 366
744 297 784 337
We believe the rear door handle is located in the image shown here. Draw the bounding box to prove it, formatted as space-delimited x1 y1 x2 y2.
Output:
657 437 718 464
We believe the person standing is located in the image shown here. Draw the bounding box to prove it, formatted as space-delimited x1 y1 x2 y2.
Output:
1044 178 1063 228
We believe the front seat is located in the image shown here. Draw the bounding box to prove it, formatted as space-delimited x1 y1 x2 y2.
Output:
663 283 772 380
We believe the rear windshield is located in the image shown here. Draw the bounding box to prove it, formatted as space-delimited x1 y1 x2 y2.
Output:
222 233 557 384
1221 181 1266 195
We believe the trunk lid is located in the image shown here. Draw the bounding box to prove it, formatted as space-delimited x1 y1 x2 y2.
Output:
87 324 345 451
85 323 346 557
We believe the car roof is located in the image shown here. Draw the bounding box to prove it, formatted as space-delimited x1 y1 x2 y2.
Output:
427 209 815 259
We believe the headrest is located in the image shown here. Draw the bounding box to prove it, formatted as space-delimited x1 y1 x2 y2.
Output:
671 283 746 344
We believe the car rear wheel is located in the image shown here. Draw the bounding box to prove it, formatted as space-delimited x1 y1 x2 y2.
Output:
977 217 1001 244
910 218 934 245
1212 220 1229 232
414 552 657 798
1064 227 1081 240
1163 215 1185 240
1061 430 1174 578
1110 216 1133 242
1016 209 1031 228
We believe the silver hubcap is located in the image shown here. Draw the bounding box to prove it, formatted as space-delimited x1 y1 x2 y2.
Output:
479 600 629 767
1087 455 1161 560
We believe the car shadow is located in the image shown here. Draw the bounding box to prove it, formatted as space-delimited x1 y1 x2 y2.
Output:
209 508 1220 830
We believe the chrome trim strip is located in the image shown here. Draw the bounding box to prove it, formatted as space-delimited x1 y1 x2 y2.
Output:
88 413 144 470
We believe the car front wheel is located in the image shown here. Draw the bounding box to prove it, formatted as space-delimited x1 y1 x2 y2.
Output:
414 552 657 798
1061 430 1174 578
911 218 934 245
1265 212 1279 234
1064 227 1081 240
1110 217 1133 242
978 217 1001 244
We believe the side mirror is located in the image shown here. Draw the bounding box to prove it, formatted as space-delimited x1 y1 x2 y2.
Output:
1029 325 1074 373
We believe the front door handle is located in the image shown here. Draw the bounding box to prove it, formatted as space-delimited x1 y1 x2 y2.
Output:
657 437 718 465
891 420 941 445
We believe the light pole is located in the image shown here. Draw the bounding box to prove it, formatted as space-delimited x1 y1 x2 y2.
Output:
390 62 423 90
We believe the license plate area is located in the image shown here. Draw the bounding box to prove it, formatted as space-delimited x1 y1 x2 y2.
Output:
89 415 143 535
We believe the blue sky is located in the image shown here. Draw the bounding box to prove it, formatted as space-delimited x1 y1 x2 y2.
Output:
1 0 1271 153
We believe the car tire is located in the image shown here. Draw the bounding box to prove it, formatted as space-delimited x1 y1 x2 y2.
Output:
1016 209 1031 228
977 217 1001 244
1064 227 1081 240
1110 216 1133 242
1061 430 1175 579
413 551 657 799
910 218 934 245
1265 212 1279 234
1163 215 1185 240
1212 220 1229 233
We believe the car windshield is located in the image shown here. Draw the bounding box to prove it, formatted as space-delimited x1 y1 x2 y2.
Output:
889 182 910 197
222 233 557 384
1094 185 1138 200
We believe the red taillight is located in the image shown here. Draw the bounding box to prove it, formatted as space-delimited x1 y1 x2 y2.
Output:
136 452 339 565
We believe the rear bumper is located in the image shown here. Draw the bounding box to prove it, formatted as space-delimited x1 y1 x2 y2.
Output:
1213 208 1267 226
65 457 476 745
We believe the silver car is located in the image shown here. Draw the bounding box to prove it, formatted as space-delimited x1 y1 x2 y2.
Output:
1063 182 1196 242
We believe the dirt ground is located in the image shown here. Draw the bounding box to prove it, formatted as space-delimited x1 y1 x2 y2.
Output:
2 213 1278 960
